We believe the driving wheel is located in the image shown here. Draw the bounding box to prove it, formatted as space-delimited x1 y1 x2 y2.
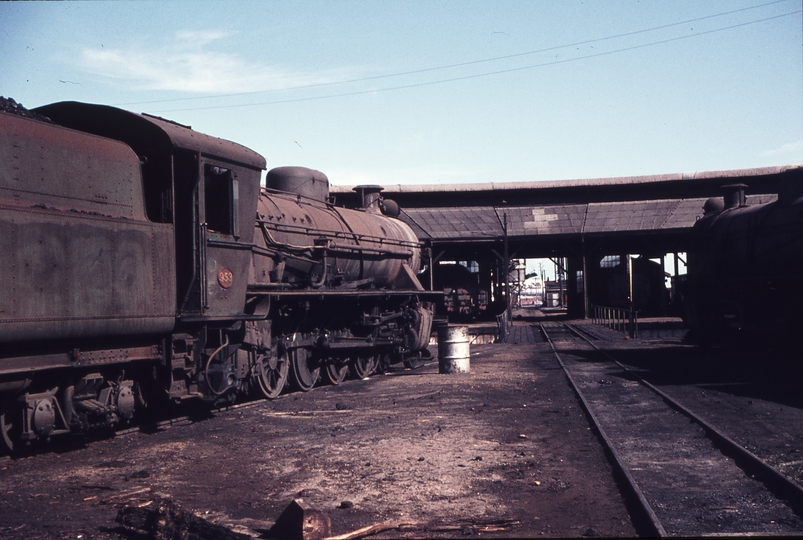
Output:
290 348 320 392
323 359 349 385
349 354 376 379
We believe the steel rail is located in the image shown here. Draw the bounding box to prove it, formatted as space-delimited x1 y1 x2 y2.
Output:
538 323 667 537
565 322 803 517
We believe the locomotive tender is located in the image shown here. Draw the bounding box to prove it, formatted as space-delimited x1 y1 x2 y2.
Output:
683 168 803 344
0 101 434 451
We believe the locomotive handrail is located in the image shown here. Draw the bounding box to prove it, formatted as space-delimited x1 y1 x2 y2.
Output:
178 162 201 314
206 238 254 250
200 221 209 311
262 186 330 206
258 223 319 256
325 242 413 258
245 284 441 297
258 223 415 258
251 242 315 263
257 219 422 249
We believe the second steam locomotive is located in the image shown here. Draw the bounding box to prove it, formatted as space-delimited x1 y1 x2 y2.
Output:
0 100 434 452
683 171 803 345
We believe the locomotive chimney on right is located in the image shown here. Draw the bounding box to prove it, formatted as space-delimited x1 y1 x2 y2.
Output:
722 184 747 209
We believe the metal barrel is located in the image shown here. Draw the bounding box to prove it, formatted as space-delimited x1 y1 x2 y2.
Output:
438 325 470 374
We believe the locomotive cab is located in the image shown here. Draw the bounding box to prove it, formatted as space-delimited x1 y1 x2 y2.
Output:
35 102 267 322
0 100 433 452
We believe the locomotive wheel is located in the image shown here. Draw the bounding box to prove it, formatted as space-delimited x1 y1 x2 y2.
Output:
349 354 376 379
0 402 21 453
374 352 392 375
255 352 289 399
322 359 348 385
290 348 320 392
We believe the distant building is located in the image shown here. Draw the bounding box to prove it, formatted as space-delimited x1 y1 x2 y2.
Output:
544 279 567 309
519 275 544 307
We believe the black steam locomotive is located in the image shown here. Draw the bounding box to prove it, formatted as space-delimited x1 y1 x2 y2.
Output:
683 168 803 345
0 100 434 451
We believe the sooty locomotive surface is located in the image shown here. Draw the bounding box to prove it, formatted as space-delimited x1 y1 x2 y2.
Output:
0 100 434 452
683 171 803 345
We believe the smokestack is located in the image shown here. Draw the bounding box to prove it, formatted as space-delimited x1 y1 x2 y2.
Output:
353 185 384 213
722 184 747 209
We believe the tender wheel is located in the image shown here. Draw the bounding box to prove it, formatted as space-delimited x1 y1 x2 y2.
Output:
254 351 289 399
0 401 21 453
290 348 320 392
322 359 348 385
349 354 376 379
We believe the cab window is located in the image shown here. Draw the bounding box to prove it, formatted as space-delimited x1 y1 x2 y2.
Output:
204 164 239 236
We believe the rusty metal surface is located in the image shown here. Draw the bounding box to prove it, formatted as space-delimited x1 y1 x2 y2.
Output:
266 166 330 202
31 102 267 322
0 101 438 451
200 159 263 319
141 112 266 169
0 111 144 218
35 102 266 170
0 111 176 343
253 188 422 289
0 345 162 378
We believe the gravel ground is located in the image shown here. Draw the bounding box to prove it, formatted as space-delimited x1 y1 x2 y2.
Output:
0 337 637 539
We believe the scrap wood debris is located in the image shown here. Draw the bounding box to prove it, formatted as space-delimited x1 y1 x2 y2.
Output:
325 518 522 540
111 495 521 540
112 497 249 540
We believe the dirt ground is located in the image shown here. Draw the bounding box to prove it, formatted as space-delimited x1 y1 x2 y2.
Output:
0 337 637 539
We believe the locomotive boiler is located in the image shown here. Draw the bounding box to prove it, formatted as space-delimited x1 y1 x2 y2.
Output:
0 99 434 452
683 168 803 344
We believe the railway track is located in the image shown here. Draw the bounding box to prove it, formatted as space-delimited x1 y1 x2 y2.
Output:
540 321 803 537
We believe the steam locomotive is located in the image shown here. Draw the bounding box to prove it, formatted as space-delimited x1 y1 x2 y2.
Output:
0 100 434 452
683 168 803 345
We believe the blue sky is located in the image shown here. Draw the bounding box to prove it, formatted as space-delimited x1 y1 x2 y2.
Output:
2 0 801 187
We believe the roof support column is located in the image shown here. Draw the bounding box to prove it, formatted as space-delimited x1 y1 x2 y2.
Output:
582 235 589 319
504 213 511 323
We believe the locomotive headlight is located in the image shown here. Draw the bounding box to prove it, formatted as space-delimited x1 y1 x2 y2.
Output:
218 267 234 289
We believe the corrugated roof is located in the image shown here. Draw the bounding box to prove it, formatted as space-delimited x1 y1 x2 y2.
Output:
401 194 778 241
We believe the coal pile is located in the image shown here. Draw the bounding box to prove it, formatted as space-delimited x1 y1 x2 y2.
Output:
0 96 54 123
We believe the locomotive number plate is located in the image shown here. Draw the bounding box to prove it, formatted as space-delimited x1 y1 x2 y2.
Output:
217 267 234 289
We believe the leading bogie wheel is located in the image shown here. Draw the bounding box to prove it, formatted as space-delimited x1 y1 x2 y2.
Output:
254 351 289 399
323 358 349 385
